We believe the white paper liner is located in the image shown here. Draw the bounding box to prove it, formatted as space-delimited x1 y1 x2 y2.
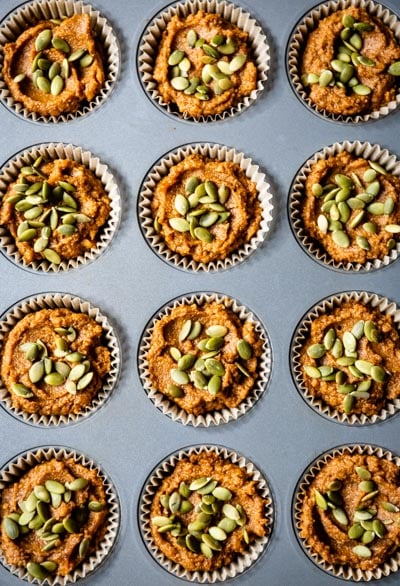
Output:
138 292 271 427
293 443 400 581
139 444 274 583
137 0 270 123
138 143 273 272
0 445 120 585
286 0 400 124
0 142 121 273
289 140 400 272
0 0 120 124
290 290 400 426
0 292 121 427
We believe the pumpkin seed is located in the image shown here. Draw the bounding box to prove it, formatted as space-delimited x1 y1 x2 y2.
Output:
304 365 321 379
356 466 371 481
167 383 184 398
29 360 45 383
338 384 355 395
36 501 50 522
51 493 62 508
51 36 70 53
364 320 379 343
178 354 196 371
354 360 372 375
169 217 190 232
342 331 357 353
348 523 364 540
27 562 49 580
194 226 212 242
187 29 197 47
69 363 86 381
388 61 400 76
80 53 94 68
362 530 375 544
190 477 210 491
383 197 395 215
370 365 386 383
18 228 37 242
356 235 370 251
361 490 379 502
207 375 221 395
179 319 192 343
65 477 88 491
3 517 19 540
68 48 86 62
43 248 61 264
18 510 35 525
236 339 252 360
382 502 399 513
180 500 193 514
45 479 65 494
50 74 64 96
332 230 350 248
170 369 189 385
332 507 348 525
306 343 326 359
373 519 386 538
11 383 33 398
343 393 354 413
314 490 327 510
77 371 94 390
352 84 372 95
44 372 65 386
319 69 333 86
190 370 207 389
359 480 375 493
353 545 372 558
63 517 79 533
385 224 400 233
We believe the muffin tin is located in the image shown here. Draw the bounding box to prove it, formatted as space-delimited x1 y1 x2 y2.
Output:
0 0 399 584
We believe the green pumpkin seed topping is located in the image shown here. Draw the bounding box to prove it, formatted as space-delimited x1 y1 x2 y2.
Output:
165 309 256 400
3 154 99 265
303 302 391 414
167 29 248 102
153 471 252 558
302 14 379 96
3 459 106 575
310 154 398 257
14 324 97 400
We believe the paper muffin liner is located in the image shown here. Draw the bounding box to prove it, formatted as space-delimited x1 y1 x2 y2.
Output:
0 445 120 585
0 142 121 273
0 0 120 124
137 0 270 123
138 143 273 272
138 292 272 427
0 292 121 427
290 290 400 426
289 140 400 272
139 444 274 583
293 443 400 581
286 0 400 124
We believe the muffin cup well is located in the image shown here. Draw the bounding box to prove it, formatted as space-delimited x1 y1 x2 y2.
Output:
138 142 273 272
0 292 120 427
293 443 400 581
0 445 120 585
289 140 400 272
139 444 274 583
286 0 400 124
0 0 120 123
138 292 272 427
137 0 270 123
0 142 121 273
290 290 400 425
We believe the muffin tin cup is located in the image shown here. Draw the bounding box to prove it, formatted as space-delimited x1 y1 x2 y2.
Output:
290 290 400 426
138 291 272 427
0 0 120 124
289 140 400 272
286 0 400 124
138 142 274 272
293 443 400 581
137 0 270 123
0 142 121 273
0 444 120 585
0 291 121 427
139 444 274 583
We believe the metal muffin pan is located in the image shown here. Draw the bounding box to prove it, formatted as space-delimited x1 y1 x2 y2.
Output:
0 0 399 584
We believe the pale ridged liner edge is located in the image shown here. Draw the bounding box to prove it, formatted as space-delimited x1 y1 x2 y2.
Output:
0 445 120 585
138 292 271 427
138 143 273 272
139 444 274 583
293 443 400 581
287 0 400 124
0 142 121 273
290 291 400 425
0 292 120 427
289 140 400 272
0 0 120 124
138 0 270 123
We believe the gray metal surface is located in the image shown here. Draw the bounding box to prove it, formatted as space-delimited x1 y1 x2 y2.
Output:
0 1 398 585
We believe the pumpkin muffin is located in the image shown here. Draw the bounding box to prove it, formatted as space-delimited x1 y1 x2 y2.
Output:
300 7 400 117
298 299 400 419
2 13 105 118
144 299 265 419
153 10 257 118
301 150 400 266
0 307 111 418
151 153 262 265
296 447 400 578
0 153 111 268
